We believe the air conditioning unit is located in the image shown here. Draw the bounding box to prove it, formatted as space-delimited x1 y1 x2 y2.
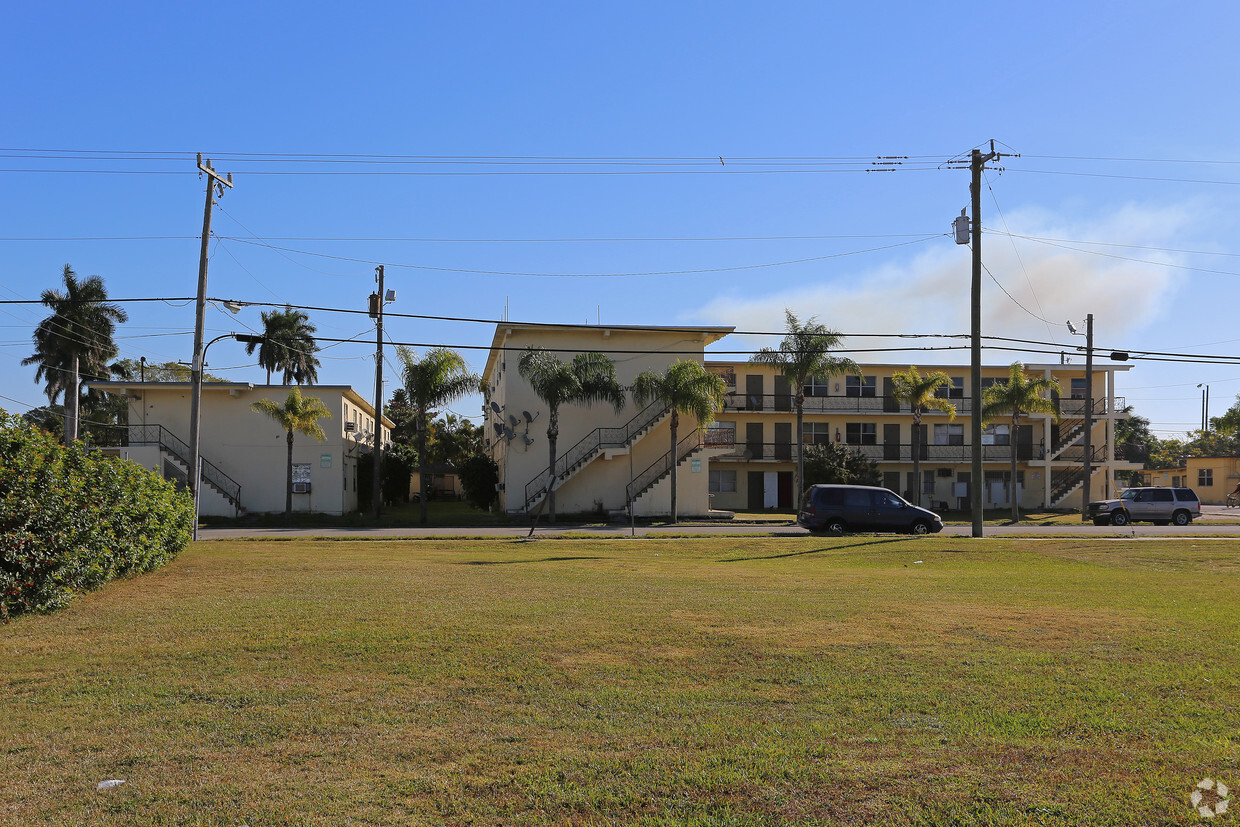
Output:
292 482 312 494
344 422 357 432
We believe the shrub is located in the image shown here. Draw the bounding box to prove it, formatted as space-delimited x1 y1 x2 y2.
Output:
0 410 193 620
457 454 499 511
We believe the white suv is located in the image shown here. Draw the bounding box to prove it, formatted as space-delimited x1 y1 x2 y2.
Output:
1089 487 1201 526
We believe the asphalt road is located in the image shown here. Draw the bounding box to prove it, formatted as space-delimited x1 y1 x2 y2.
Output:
198 506 1240 540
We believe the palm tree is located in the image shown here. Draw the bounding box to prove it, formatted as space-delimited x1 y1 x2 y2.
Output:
22 265 128 444
397 346 480 524
250 387 333 519
980 363 1061 522
246 307 320 385
632 360 727 523
890 366 957 506
750 310 860 511
518 348 626 523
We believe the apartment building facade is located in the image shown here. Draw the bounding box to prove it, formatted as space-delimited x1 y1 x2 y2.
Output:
702 360 1140 513
484 323 735 518
88 381 392 517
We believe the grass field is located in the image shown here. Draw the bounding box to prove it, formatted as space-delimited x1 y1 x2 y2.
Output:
3 536 1238 825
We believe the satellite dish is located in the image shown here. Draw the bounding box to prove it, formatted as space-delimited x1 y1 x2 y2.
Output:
523 410 536 423
503 425 515 440
522 435 534 446
490 401 503 414
492 422 504 436
508 414 520 427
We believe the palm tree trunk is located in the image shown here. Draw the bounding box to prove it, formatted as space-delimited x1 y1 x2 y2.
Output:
911 411 921 506
547 407 559 524
285 428 294 521
669 412 679 523
795 396 805 511
1010 413 1021 523
65 351 80 445
418 414 429 524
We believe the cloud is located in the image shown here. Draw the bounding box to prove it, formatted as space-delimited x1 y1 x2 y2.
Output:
692 202 1198 363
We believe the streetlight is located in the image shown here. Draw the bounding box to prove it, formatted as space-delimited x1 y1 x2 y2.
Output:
189 331 264 540
1197 383 1210 432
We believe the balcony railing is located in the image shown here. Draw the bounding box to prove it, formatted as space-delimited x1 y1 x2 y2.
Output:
722 393 973 415
712 441 1046 463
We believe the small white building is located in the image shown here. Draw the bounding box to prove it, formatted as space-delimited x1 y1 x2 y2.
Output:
88 382 393 517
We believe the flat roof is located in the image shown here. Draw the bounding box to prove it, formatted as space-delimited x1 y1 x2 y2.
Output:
86 382 394 427
484 323 735 379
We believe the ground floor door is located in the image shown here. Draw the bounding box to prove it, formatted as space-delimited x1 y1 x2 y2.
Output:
747 471 765 510
764 471 778 508
777 471 793 508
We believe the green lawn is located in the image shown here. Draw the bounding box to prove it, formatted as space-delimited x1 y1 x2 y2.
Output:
4 537 1238 825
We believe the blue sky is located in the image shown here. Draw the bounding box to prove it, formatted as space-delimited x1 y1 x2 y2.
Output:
3 1 1239 436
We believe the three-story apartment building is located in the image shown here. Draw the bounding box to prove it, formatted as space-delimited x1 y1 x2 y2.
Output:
702 360 1140 513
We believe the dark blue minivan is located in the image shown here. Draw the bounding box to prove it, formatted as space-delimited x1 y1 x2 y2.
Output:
797 484 944 535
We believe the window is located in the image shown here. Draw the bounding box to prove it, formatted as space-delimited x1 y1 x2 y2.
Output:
982 424 1010 445
980 377 1007 390
709 470 737 493
845 376 876 398
1198 469 1214 487
934 377 965 399
802 421 832 444
845 423 876 445
933 424 964 445
923 470 935 494
803 376 831 397
1071 378 1087 400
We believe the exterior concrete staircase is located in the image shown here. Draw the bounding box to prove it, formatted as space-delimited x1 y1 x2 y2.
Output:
521 401 670 513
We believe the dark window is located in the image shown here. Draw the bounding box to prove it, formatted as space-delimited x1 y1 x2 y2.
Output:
846 376 876 398
815 487 843 507
934 377 965 399
1197 470 1213 487
843 488 872 508
1150 489 1174 502
846 423 876 445
1176 488 1199 501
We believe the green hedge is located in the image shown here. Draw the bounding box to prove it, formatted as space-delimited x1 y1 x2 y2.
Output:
0 410 194 620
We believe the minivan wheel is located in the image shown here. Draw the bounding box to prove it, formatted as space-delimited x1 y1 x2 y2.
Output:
825 518 846 535
1172 510 1191 526
910 520 931 535
1111 511 1130 526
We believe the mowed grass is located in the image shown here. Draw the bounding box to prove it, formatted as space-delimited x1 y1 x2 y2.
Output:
3 537 1239 826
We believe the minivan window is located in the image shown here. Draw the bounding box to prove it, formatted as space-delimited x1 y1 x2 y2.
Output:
816 488 843 507
843 489 871 508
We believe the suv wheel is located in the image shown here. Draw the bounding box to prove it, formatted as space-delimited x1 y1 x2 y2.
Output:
1172 510 1191 526
1111 511 1130 526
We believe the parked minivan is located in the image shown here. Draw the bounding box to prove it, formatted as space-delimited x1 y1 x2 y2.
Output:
797 484 944 535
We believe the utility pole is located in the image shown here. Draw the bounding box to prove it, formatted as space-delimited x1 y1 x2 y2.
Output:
371 265 385 519
1081 313 1094 521
189 155 232 541
959 141 1017 538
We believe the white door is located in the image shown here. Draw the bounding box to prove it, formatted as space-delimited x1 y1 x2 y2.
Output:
764 471 778 508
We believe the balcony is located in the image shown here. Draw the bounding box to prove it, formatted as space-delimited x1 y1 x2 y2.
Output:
722 393 974 415
713 441 1034 463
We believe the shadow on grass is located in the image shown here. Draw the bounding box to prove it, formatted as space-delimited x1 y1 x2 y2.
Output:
461 555 605 566
719 536 911 562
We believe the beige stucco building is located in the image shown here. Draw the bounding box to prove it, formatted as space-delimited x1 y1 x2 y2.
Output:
704 359 1141 512
1141 457 1240 503
483 323 734 518
89 382 392 517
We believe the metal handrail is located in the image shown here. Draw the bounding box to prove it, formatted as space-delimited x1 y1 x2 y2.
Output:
626 429 705 506
90 424 242 507
522 400 670 510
